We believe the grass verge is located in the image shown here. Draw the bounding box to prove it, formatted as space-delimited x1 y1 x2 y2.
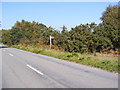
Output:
11 44 119 73
0 42 4 45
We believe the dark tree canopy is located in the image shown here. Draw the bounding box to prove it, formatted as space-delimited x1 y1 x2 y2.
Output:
100 5 120 49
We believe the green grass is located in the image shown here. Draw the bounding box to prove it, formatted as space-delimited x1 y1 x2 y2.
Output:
11 44 119 73
0 42 4 45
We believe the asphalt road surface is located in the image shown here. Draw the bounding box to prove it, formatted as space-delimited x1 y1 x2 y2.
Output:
0 45 118 88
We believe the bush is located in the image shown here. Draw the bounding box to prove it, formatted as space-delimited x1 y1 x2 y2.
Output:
67 52 78 57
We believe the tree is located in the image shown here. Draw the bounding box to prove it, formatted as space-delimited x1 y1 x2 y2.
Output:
9 28 23 45
10 20 48 45
65 23 96 53
2 30 11 45
61 25 68 34
100 5 120 50
65 22 113 54
93 23 113 52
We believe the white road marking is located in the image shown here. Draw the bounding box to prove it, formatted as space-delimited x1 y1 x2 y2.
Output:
26 64 44 75
9 53 14 56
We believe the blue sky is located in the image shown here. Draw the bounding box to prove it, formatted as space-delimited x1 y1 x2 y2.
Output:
2 2 118 30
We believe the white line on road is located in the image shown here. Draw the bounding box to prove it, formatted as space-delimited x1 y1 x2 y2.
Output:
26 64 44 75
9 53 14 56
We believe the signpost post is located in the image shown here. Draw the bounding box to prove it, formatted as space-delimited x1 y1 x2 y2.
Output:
50 35 54 49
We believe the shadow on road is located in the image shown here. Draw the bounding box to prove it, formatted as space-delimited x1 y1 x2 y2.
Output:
0 46 8 48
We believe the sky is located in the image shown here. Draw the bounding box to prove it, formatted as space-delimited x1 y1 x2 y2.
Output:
1 0 119 2
1 2 118 30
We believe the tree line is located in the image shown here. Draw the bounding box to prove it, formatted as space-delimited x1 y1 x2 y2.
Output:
1 5 119 54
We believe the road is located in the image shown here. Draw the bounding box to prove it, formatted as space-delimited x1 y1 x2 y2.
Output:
0 45 118 88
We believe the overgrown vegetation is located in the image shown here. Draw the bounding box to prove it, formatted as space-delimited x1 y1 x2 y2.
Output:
1 5 119 73
2 5 120 54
